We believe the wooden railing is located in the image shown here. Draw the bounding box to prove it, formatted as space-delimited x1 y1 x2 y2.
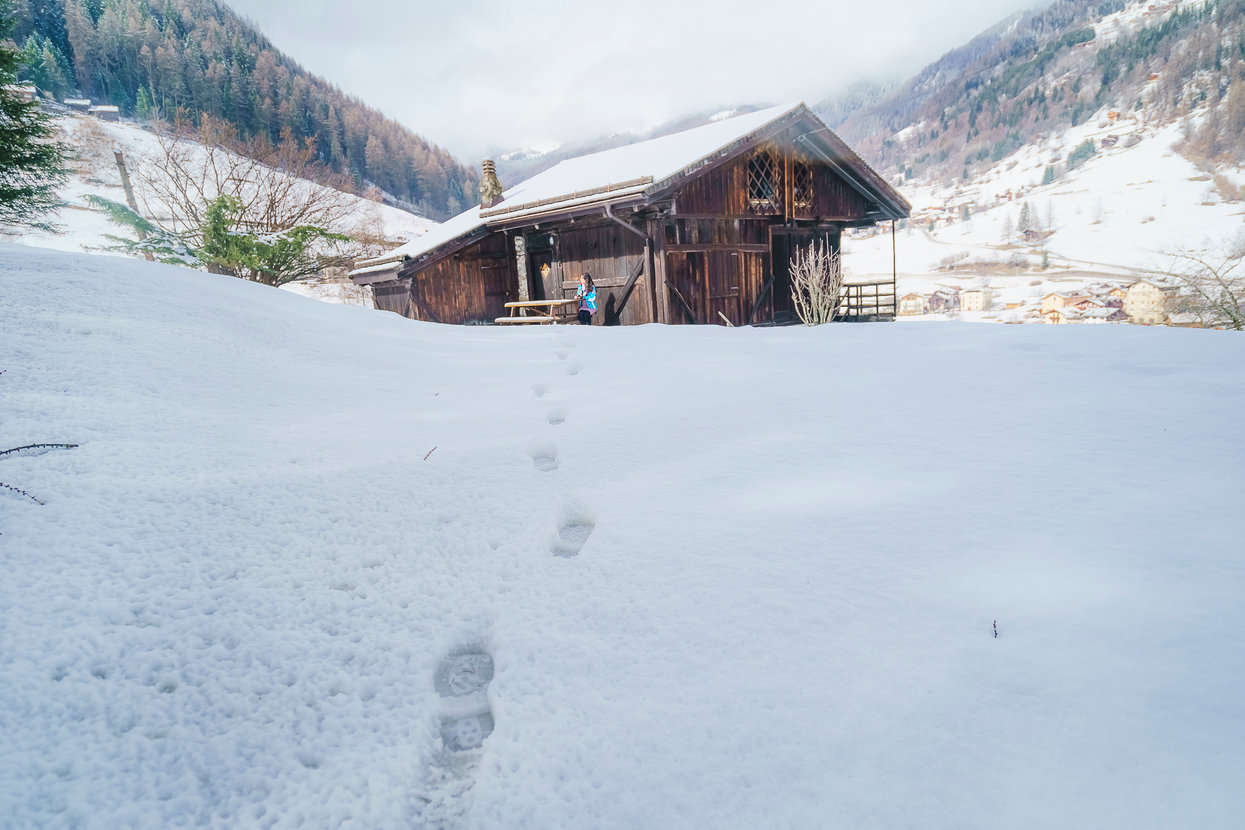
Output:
836 280 897 322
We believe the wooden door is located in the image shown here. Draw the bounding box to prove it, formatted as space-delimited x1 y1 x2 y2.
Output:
528 250 552 301
667 252 704 324
769 232 797 321
480 234 516 320
706 251 743 326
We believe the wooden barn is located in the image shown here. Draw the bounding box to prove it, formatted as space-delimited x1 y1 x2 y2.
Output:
350 103 910 326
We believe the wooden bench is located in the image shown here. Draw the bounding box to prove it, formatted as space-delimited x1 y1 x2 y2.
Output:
500 297 578 325
495 315 556 324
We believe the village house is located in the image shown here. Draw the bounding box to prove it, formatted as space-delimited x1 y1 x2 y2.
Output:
928 290 957 313
1080 307 1128 323
1044 306 1125 325
350 103 910 326
1085 283 1128 304
898 292 929 316
1124 279 1179 325
88 104 120 121
1069 295 1110 312
63 98 92 111
960 287 991 312
1041 292 1072 314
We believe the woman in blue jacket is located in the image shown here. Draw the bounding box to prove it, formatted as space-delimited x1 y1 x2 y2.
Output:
575 273 597 325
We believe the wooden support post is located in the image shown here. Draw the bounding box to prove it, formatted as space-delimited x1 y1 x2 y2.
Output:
651 220 671 324
665 280 698 324
608 257 646 323
746 273 776 326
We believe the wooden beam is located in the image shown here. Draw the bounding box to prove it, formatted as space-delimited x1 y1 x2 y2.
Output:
746 273 776 326
665 280 698 324
651 220 670 324
410 278 442 323
664 243 770 253
605 258 647 325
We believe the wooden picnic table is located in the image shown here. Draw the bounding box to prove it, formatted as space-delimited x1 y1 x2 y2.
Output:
497 298 578 324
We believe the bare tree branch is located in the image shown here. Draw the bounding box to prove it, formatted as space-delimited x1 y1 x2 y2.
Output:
1163 236 1245 330
789 239 845 326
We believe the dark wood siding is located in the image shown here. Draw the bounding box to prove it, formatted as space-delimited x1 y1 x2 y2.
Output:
671 126 872 222
371 278 412 316
544 220 651 326
405 232 517 324
666 247 769 327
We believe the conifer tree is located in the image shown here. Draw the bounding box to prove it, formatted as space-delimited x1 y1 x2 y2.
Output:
0 0 68 231
1018 201 1034 233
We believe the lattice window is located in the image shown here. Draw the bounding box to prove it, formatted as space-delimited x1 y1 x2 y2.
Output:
792 158 814 210
747 149 780 213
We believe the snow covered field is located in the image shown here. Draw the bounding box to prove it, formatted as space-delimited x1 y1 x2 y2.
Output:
2 244 1244 828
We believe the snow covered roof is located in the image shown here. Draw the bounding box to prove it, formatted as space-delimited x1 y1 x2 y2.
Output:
1079 307 1119 318
351 102 907 278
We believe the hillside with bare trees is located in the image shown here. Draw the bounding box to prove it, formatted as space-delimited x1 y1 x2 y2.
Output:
8 0 477 219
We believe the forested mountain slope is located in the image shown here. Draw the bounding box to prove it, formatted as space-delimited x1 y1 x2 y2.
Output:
817 0 1245 185
9 0 477 219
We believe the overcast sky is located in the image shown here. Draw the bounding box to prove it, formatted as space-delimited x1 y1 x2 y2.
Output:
224 0 1050 164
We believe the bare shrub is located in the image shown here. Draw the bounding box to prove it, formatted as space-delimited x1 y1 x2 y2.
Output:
789 239 844 325
1163 236 1245 330
1213 174 1245 203
132 113 358 252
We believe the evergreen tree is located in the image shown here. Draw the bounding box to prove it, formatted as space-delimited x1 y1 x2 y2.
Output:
135 83 153 119
0 0 68 231
1019 201 1034 233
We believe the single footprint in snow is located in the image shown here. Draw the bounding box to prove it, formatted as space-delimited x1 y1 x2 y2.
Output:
551 508 595 558
547 408 568 425
565 361 582 376
413 647 496 827
528 442 559 472
434 647 495 752
555 350 570 360
532 383 550 399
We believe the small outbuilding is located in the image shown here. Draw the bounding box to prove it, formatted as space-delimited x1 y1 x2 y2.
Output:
351 102 909 326
5 83 38 102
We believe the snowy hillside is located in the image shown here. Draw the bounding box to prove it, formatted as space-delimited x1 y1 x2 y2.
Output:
845 109 1245 322
0 111 435 304
3 244 1243 828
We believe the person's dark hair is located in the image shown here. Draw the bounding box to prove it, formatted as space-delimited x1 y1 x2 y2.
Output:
580 273 595 289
